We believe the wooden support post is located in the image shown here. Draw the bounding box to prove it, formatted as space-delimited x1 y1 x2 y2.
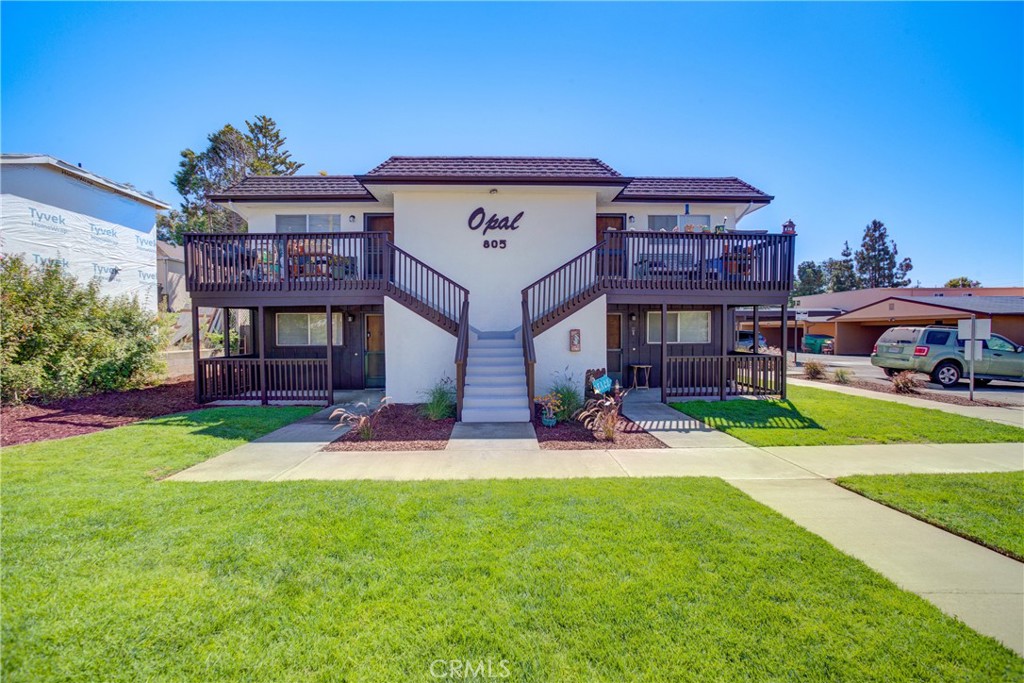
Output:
222 308 231 358
660 303 668 404
752 305 760 352
258 305 268 405
192 306 202 403
720 304 728 401
780 301 788 400
325 305 334 407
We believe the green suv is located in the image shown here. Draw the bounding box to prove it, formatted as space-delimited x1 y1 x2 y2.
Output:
871 325 1024 388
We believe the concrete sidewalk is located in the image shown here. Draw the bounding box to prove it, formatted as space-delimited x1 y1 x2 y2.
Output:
788 378 1024 428
732 477 1024 655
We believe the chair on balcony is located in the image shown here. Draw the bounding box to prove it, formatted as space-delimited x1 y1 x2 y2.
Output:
633 252 698 280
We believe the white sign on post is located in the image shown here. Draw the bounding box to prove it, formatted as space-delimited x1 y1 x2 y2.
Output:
958 318 991 340
964 340 984 361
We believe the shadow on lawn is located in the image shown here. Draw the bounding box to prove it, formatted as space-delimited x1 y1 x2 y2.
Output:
684 400 824 432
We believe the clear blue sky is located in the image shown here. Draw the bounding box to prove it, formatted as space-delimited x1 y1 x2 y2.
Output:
3 2 1021 286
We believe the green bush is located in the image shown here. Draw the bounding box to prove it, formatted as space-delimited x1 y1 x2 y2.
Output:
550 368 584 422
0 254 166 404
832 367 853 385
419 377 456 420
802 360 827 380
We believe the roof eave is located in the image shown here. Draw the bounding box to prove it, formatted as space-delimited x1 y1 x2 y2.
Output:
356 175 630 187
208 194 379 203
612 195 774 204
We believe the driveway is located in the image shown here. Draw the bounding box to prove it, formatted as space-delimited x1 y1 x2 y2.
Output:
790 352 1024 407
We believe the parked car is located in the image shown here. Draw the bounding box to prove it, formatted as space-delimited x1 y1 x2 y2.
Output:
735 330 767 352
870 325 1024 387
802 334 835 354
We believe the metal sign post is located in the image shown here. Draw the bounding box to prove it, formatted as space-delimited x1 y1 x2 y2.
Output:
969 315 976 402
957 316 990 402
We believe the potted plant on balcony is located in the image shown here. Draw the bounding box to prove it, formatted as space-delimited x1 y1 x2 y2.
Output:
535 393 562 428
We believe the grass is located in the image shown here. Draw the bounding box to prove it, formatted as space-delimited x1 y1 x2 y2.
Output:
837 471 1024 560
672 385 1024 447
2 407 1022 681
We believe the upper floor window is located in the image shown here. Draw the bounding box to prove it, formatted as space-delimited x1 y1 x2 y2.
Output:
275 214 344 234
648 215 711 232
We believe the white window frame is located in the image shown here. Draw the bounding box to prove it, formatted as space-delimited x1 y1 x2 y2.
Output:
275 214 344 234
647 214 711 232
646 310 711 345
275 312 345 346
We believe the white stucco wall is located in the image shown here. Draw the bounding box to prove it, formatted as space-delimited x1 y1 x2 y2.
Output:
230 203 385 233
394 188 598 331
593 201 769 232
533 295 607 396
384 297 456 403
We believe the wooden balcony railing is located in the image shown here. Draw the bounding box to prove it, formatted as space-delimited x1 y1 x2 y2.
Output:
197 357 330 403
454 299 470 421
184 232 469 334
664 353 783 399
523 231 795 335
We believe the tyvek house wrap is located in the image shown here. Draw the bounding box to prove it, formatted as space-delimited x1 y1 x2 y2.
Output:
0 193 158 310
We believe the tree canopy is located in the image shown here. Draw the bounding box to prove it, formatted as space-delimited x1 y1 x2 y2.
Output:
944 276 981 288
854 219 913 288
158 116 303 244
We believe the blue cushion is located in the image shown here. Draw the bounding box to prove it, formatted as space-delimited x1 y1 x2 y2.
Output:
592 375 613 394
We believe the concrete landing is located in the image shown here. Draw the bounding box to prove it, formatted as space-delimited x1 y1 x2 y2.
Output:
731 477 1024 655
621 394 750 448
446 422 539 451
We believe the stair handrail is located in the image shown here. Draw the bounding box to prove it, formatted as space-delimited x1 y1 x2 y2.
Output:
521 296 536 404
454 298 470 420
521 241 605 331
385 241 470 333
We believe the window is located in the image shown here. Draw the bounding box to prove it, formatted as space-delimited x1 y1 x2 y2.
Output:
924 330 951 345
275 214 344 234
647 310 711 344
987 336 1015 352
275 312 344 346
647 215 710 232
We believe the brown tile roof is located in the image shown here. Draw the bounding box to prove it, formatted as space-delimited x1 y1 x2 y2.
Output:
209 175 376 202
614 177 773 203
360 156 625 184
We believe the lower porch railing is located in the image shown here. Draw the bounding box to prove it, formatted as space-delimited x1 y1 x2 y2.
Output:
198 357 330 403
664 353 783 398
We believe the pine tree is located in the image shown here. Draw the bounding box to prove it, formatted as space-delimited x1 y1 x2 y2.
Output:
246 115 303 176
822 242 860 292
792 261 826 298
854 220 913 288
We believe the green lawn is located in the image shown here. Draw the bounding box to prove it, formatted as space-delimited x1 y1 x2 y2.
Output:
672 385 1024 447
3 408 1021 682
837 471 1024 560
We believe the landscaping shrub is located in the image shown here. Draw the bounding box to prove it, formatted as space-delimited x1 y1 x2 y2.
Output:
331 397 391 440
802 360 827 379
575 389 629 442
420 377 456 420
891 370 920 394
832 367 852 385
0 255 167 404
549 367 583 422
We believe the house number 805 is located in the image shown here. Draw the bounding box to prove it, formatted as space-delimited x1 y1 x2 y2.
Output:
483 240 507 249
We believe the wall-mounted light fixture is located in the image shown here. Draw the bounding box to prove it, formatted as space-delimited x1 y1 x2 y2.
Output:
629 313 637 322
489 188 498 195
348 215 356 223
347 313 356 323
684 204 690 215
628 215 635 225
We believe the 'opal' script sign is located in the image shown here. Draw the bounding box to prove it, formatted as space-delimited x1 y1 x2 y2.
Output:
468 207 524 250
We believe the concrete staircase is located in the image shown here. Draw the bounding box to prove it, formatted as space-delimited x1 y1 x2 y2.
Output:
461 334 531 423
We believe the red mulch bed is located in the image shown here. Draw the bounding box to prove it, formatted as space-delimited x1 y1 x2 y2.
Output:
1 376 202 447
323 403 455 451
532 412 666 450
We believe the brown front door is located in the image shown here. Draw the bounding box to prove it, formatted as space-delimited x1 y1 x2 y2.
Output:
365 215 394 280
606 313 623 379
597 214 626 278
364 313 385 388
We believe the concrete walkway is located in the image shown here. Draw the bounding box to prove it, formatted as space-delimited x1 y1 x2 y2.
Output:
621 393 749 448
731 477 1023 655
789 377 1024 428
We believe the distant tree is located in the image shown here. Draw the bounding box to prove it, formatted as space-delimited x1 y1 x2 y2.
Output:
944 276 981 288
158 116 303 244
793 261 826 298
854 219 912 288
246 115 303 176
821 241 860 292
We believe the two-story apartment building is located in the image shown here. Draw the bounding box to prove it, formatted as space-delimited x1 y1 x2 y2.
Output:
186 156 795 421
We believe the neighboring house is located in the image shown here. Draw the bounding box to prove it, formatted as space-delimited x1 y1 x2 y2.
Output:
0 154 170 311
157 240 189 312
762 287 1024 354
186 156 795 420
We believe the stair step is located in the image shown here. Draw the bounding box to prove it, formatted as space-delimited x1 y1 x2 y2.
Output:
463 395 530 410
461 406 532 423
467 358 522 369
466 365 523 377
472 338 519 348
469 347 522 358
464 383 527 398
465 375 526 388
